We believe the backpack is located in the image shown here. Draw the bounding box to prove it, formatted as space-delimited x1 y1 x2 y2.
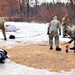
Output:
9 35 15 39
0 51 7 61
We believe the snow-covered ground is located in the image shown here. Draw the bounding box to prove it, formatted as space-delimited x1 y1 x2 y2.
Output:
0 22 74 75
0 22 70 48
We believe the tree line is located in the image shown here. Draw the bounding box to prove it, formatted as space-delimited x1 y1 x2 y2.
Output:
0 0 75 24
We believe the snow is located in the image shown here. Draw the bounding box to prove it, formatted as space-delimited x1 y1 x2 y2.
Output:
0 22 70 48
0 22 49 48
0 22 74 75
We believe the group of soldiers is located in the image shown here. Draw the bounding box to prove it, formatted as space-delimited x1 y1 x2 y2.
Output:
47 14 75 51
0 15 75 62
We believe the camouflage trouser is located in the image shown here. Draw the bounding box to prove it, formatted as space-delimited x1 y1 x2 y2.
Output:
49 31 59 48
1 25 6 40
62 25 68 36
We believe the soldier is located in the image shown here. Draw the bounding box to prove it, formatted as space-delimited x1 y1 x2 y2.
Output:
65 27 75 50
68 23 75 30
0 48 8 63
61 14 70 37
0 18 7 40
47 16 61 51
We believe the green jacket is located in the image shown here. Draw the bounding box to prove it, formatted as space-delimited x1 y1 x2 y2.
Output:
0 18 6 40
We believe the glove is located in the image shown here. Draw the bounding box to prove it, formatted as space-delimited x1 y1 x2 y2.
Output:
47 32 49 35
59 32 61 35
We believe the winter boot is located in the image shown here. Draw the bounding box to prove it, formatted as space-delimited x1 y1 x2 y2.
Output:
56 47 61 51
50 47 53 50
70 47 75 50
4 37 7 40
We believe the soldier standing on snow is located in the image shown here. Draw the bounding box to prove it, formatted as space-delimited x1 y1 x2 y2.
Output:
61 14 70 37
0 18 7 40
47 16 61 51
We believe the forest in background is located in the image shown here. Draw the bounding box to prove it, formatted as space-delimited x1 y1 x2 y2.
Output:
0 0 75 24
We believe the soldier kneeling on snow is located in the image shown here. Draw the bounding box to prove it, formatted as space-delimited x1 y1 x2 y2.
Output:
65 27 75 50
0 48 8 63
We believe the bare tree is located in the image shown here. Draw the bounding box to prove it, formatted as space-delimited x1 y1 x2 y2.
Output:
53 0 55 5
26 0 29 21
70 0 75 18
19 0 22 13
35 0 38 15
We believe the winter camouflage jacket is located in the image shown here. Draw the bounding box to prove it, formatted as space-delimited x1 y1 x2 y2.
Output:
47 19 61 35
